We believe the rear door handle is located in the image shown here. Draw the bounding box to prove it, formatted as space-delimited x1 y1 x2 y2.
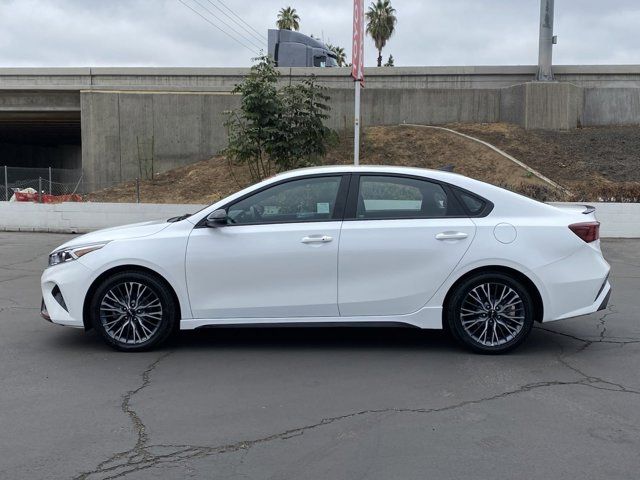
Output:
435 231 468 240
301 235 333 244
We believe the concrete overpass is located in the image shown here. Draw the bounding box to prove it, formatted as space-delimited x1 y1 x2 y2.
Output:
2 65 640 91
1 66 639 189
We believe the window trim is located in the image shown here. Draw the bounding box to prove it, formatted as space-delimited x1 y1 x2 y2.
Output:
344 173 493 221
450 185 494 217
196 173 351 228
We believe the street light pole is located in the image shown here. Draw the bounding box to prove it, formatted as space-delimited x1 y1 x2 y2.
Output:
536 0 555 81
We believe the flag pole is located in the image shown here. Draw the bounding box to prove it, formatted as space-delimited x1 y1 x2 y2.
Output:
352 0 364 166
354 80 360 165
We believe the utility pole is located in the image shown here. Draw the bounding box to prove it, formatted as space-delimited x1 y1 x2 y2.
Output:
536 0 556 81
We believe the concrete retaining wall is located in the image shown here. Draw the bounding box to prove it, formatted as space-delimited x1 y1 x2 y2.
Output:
81 88 502 186
80 81 640 187
499 82 584 130
582 88 640 126
1 201 638 237
80 91 240 187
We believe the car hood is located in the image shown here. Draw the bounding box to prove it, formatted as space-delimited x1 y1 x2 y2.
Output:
52 219 170 252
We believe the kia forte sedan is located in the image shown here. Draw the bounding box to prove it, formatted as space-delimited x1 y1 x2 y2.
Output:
41 166 611 353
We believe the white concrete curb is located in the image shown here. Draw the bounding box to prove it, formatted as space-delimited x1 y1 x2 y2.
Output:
1 201 638 237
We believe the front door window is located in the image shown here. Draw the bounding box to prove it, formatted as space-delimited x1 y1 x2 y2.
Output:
228 176 343 225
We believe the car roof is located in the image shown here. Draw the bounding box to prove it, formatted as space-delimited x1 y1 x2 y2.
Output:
275 165 466 183
273 164 560 217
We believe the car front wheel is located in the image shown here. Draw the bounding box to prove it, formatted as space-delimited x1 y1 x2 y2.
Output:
446 272 535 354
90 271 177 351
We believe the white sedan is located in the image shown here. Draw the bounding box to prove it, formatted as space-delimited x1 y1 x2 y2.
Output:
41 166 611 353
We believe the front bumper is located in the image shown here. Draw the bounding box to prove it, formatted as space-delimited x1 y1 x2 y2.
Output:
597 287 612 312
40 298 51 322
41 259 93 328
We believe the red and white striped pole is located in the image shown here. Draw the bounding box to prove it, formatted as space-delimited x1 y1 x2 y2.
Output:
351 0 365 165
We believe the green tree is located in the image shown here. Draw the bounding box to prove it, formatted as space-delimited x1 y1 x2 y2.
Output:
366 0 397 67
384 54 394 67
224 56 335 182
276 6 300 31
326 44 347 67
224 58 281 181
274 77 333 171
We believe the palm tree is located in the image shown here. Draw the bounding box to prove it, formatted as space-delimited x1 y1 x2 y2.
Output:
327 44 347 67
276 7 300 31
365 0 397 67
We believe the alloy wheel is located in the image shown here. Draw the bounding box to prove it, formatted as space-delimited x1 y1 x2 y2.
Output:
99 281 163 345
460 282 525 347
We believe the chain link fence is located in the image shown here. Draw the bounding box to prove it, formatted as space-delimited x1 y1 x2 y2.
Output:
1 166 151 203
1 166 83 202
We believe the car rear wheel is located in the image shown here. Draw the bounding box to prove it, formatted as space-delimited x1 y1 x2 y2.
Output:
446 272 535 354
90 271 177 352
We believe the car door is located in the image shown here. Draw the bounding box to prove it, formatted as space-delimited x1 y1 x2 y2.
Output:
186 174 349 319
338 174 476 317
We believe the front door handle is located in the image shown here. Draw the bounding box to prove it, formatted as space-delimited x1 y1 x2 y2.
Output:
435 231 468 241
301 235 333 244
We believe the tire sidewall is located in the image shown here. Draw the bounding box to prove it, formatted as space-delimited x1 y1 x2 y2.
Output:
447 272 535 354
90 271 176 352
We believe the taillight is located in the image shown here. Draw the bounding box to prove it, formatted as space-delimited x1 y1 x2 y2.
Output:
569 222 600 243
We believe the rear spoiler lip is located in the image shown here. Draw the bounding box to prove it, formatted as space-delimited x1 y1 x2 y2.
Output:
582 205 596 215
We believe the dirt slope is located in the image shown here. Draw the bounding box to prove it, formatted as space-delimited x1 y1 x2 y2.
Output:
87 125 553 204
450 123 640 201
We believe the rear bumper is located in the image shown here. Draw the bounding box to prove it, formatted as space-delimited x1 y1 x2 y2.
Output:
545 280 611 322
534 242 611 322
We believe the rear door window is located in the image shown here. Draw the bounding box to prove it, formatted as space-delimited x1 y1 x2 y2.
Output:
355 176 451 219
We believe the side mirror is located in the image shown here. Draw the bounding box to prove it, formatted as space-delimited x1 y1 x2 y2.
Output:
205 209 228 228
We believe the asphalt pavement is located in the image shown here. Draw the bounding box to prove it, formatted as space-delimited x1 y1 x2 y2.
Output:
1 232 639 479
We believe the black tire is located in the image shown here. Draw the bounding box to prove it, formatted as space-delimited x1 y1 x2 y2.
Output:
90 270 177 352
446 272 535 354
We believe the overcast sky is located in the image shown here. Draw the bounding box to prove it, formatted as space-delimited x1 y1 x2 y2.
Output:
0 0 638 68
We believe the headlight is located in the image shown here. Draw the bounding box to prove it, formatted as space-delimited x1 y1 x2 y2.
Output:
48 243 109 267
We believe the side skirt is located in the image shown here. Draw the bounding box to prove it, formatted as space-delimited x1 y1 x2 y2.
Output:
179 306 443 331
195 321 420 329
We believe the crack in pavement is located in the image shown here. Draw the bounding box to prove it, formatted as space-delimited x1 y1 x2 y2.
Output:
534 304 640 348
550 337 640 396
74 364 640 480
74 351 173 480
73 303 640 480
0 274 31 284
0 252 47 270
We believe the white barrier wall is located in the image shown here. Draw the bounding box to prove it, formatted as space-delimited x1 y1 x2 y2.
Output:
0 201 638 237
549 202 640 238
0 202 205 234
